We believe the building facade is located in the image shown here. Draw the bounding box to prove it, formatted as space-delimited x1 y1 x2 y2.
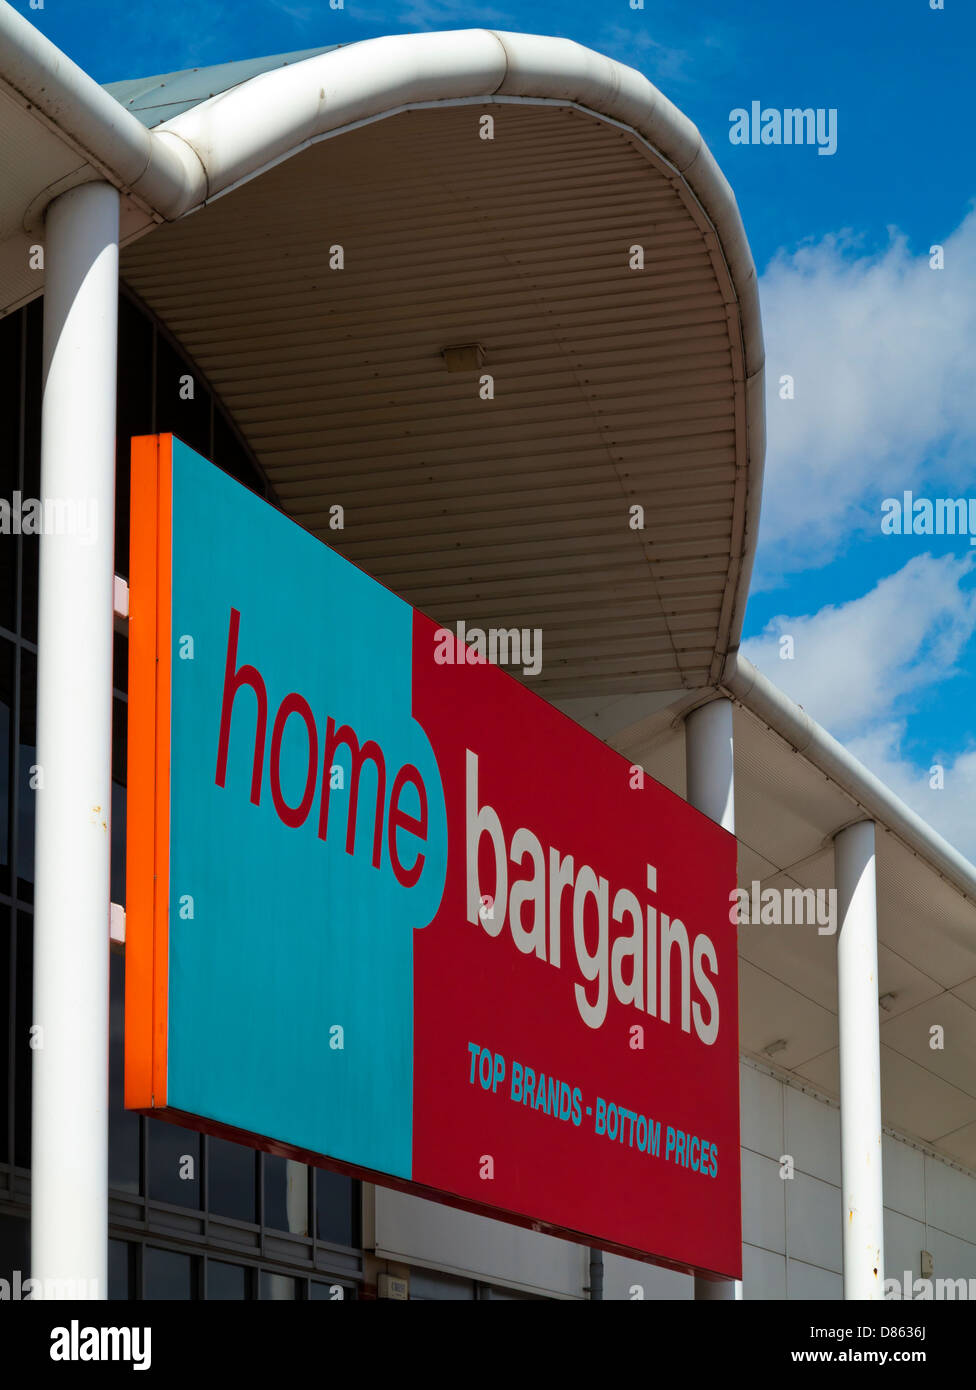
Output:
2 12 976 1300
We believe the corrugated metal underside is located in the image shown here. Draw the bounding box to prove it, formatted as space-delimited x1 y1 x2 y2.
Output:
120 102 746 699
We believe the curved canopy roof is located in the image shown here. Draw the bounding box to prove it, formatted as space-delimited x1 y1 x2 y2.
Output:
0 12 764 700
103 45 342 128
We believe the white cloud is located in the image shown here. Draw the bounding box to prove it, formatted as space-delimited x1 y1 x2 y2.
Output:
596 26 696 86
742 553 976 739
395 0 514 29
267 0 318 22
742 553 976 860
756 207 976 586
844 723 976 864
595 12 742 93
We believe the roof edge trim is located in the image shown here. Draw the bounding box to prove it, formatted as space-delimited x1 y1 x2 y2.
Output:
0 2 194 214
723 651 976 907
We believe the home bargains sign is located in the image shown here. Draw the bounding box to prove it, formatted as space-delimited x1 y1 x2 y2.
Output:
126 435 741 1278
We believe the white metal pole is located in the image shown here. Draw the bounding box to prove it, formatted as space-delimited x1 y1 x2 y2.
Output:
32 181 119 1300
835 820 885 1300
685 697 742 1301
686 698 735 833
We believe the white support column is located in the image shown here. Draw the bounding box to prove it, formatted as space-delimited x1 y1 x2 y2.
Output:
32 181 119 1300
685 697 742 1301
686 698 735 833
835 820 885 1300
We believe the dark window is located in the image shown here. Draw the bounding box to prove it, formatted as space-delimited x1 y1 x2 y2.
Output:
108 1238 134 1299
13 911 32 1168
148 1117 200 1209
0 911 8 1166
0 311 20 633
114 294 154 582
0 1211 29 1284
0 639 12 896
264 1154 308 1235
113 631 128 699
109 952 139 1194
144 1246 195 1300
207 1259 249 1300
260 1271 298 1300
16 648 35 900
315 1167 358 1247
111 700 127 906
208 1135 256 1223
20 301 41 646
154 333 211 458
212 408 263 496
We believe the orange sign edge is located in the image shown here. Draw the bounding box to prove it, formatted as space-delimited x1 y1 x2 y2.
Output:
125 434 172 1111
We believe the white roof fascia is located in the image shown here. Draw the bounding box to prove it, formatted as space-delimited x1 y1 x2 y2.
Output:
0 1 202 218
723 650 976 907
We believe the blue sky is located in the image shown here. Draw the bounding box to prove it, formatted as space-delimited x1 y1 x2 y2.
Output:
15 0 976 856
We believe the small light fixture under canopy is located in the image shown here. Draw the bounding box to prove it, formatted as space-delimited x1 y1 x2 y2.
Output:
441 343 486 372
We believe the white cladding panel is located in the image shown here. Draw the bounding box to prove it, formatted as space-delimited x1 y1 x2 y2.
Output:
372 1183 586 1298
370 1061 976 1299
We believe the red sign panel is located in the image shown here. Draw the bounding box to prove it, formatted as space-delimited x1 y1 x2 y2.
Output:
411 612 740 1278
